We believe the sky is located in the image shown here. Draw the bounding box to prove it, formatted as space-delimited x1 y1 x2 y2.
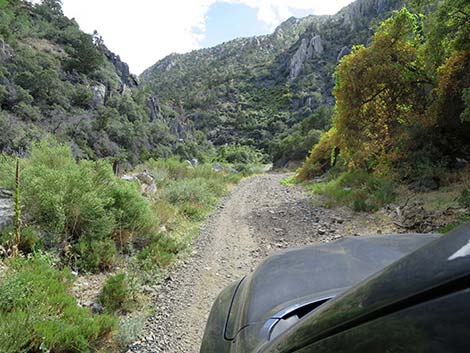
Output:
58 0 354 75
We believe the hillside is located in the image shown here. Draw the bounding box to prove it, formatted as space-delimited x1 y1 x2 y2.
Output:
141 0 402 166
0 0 211 166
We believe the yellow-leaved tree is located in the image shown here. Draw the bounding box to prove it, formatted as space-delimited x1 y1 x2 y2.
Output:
334 8 431 171
298 8 433 180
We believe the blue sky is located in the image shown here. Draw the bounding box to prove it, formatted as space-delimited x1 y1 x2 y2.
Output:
200 3 315 48
200 3 269 48
60 0 354 74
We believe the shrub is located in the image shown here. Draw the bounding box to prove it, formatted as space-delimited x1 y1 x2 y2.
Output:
20 141 116 244
72 84 94 108
0 255 116 353
109 179 156 236
216 144 263 164
308 170 396 212
74 237 117 272
1 140 156 270
117 314 146 345
297 128 338 180
19 226 41 253
160 178 217 220
459 188 470 208
99 273 131 313
137 233 184 269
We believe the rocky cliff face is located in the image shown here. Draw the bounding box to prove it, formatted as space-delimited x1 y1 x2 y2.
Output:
289 34 324 81
102 45 138 90
340 0 398 29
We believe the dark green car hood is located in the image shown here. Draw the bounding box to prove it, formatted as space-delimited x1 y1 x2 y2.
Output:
226 234 439 351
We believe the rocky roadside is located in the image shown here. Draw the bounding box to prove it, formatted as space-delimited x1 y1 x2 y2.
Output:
126 172 398 353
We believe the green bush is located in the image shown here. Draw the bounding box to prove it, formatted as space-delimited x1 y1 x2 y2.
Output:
20 141 115 243
137 233 184 269
99 273 131 313
145 158 192 182
160 178 218 220
458 188 470 208
0 255 116 353
74 237 117 272
72 84 94 108
109 179 155 236
216 144 264 164
0 140 157 270
308 170 396 212
117 314 146 345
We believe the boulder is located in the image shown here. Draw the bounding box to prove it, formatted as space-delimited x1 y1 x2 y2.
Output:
212 163 224 172
121 171 157 195
135 171 157 194
91 83 106 106
0 39 13 63
135 170 154 185
0 189 14 234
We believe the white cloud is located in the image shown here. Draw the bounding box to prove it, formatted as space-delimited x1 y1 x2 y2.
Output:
59 0 353 74
61 0 215 74
229 0 354 29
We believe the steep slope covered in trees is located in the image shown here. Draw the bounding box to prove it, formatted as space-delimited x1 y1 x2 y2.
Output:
0 0 213 166
141 0 402 165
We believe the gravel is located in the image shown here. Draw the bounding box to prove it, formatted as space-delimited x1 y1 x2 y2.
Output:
126 172 397 353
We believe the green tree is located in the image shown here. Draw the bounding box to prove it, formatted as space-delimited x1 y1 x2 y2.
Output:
64 32 104 75
333 8 429 171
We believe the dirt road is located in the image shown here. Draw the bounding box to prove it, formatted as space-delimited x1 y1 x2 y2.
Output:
127 173 395 353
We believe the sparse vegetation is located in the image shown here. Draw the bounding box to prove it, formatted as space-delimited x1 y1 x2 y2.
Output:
0 254 117 353
305 171 396 212
99 272 133 313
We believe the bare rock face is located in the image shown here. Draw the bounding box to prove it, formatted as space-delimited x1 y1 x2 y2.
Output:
342 0 394 29
147 96 163 121
0 39 13 63
289 34 324 81
91 83 106 106
0 189 14 234
310 35 324 55
102 45 138 88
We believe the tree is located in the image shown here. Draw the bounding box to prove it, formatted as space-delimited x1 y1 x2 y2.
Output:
430 50 470 156
333 8 429 171
64 32 104 75
35 0 64 21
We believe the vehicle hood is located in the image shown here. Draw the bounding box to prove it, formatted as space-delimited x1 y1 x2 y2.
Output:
226 233 439 351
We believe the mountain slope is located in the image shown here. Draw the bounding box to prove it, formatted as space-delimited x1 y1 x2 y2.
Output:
141 0 402 164
0 0 200 165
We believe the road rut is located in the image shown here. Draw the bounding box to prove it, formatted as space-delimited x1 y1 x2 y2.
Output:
127 172 395 352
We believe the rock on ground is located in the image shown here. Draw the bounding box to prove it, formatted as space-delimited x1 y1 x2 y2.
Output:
127 173 397 353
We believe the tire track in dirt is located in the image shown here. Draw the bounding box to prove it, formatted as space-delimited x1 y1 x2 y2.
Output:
127 172 396 352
